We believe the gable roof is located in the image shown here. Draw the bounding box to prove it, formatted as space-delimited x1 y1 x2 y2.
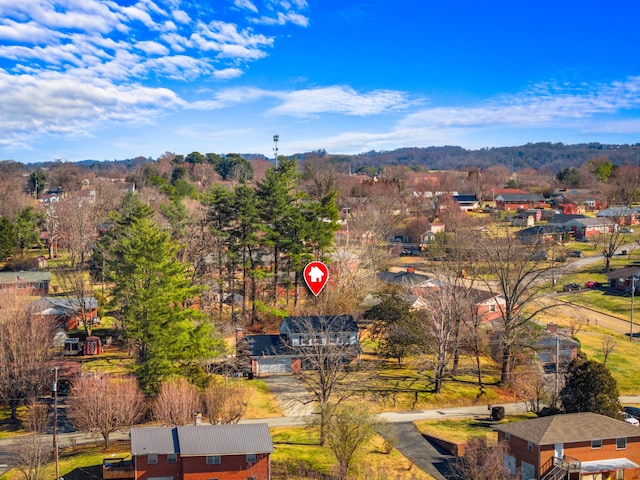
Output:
547 214 587 224
495 193 545 202
606 265 640 280
177 424 274 456
282 315 357 333
0 271 50 285
245 334 288 357
377 269 441 289
31 296 98 314
567 217 615 226
597 207 637 217
494 412 640 445
131 424 273 456
131 427 179 455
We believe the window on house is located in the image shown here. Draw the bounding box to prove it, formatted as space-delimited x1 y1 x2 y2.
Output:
505 433 510 442
246 454 257 464
489 304 496 312
591 439 602 449
206 455 221 464
617 437 627 450
147 454 157 464
167 454 177 463
527 441 533 451
247 477 256 480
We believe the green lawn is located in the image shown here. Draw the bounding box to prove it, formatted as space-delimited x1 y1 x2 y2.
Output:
414 414 537 444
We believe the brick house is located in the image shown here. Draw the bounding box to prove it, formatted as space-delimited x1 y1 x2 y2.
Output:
495 193 547 211
494 412 640 480
128 423 274 480
564 218 616 238
30 296 98 330
0 271 50 295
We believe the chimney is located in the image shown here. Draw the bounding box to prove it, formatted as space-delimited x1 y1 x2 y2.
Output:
194 411 202 426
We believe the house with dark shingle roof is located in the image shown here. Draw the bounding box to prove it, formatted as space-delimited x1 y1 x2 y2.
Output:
244 315 360 376
127 423 274 480
495 412 640 480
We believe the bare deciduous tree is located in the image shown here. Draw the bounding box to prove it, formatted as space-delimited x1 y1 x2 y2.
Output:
601 336 617 366
287 315 363 445
0 293 58 424
6 399 52 480
67 374 144 449
152 377 200 426
325 405 378 480
477 229 561 384
202 380 249 424
55 266 97 336
449 437 518 480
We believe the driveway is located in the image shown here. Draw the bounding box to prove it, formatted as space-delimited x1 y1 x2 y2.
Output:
261 375 316 418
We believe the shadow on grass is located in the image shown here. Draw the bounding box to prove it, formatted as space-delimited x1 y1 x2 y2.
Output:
61 464 102 480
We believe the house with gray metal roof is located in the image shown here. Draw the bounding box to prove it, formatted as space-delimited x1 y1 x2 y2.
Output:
494 412 640 480
128 423 273 480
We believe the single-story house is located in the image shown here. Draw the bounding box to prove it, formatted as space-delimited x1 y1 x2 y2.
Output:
564 217 616 238
547 214 588 231
30 296 98 330
495 193 547 211
495 412 640 480
597 207 638 226
607 266 640 294
127 423 274 480
468 288 507 323
536 334 580 369
515 225 561 244
0 271 50 295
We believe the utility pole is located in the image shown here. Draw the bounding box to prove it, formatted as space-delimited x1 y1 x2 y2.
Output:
273 134 279 169
631 276 636 342
52 366 60 480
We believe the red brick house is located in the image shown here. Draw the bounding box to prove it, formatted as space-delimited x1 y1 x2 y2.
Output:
129 423 274 480
494 412 640 480
468 288 507 322
0 271 50 295
495 193 547 211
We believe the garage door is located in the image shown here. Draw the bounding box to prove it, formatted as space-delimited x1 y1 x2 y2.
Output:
258 358 292 375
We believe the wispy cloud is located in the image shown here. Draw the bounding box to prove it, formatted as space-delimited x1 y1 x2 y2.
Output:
399 77 640 130
189 85 411 116
234 0 259 13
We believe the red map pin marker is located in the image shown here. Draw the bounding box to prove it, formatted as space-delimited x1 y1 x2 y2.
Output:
303 261 329 296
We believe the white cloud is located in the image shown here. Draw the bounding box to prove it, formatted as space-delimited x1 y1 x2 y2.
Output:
0 69 184 149
0 20 57 43
399 76 640 130
172 9 191 24
269 86 410 117
213 67 244 79
234 0 259 13
135 40 170 56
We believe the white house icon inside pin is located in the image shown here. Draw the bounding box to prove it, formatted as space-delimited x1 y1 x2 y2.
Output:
308 266 324 282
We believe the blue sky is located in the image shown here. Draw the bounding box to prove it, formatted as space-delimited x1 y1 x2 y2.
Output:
1 0 640 163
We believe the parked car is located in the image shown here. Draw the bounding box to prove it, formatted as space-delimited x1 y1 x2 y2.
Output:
567 250 583 258
585 281 602 288
562 283 581 292
621 228 634 233
621 412 640 426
